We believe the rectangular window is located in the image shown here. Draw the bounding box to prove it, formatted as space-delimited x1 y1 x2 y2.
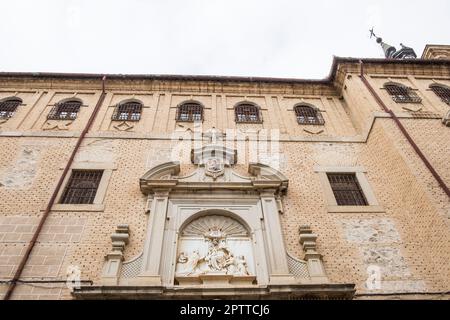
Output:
327 173 368 206
60 170 103 204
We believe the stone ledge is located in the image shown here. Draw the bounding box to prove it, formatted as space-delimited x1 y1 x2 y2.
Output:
72 283 355 300
175 275 257 287
327 205 385 213
44 204 105 212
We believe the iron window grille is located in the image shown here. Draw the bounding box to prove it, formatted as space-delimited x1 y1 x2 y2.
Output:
235 104 261 123
384 84 422 104
176 103 203 122
327 173 368 206
112 101 142 121
0 98 22 119
60 170 103 204
294 105 325 125
430 85 450 105
47 100 82 120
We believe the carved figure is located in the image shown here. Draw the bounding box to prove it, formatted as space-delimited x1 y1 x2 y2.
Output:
177 250 203 276
235 255 249 276
176 224 251 277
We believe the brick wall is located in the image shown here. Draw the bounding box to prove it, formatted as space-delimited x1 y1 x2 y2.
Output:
0 67 449 299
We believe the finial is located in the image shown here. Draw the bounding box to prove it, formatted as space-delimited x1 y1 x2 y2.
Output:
369 27 383 44
369 28 416 60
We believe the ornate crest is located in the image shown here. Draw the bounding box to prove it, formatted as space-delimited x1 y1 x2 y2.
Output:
204 157 225 180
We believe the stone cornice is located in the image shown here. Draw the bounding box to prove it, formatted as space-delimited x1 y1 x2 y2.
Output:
72 283 356 299
139 162 289 195
1 57 448 95
422 44 450 59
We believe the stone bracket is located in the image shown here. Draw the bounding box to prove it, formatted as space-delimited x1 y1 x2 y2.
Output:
299 225 329 283
101 224 130 285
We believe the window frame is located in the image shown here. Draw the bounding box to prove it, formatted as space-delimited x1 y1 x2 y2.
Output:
47 99 82 120
314 166 384 213
294 104 325 125
383 83 422 104
326 173 368 206
111 100 143 122
429 84 450 106
234 103 262 123
52 163 116 212
60 170 104 205
0 97 22 119
176 102 204 122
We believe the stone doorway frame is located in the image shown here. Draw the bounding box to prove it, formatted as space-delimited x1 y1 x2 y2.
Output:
137 161 294 287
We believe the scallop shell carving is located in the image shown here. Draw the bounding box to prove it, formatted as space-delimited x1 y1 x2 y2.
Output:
182 215 248 237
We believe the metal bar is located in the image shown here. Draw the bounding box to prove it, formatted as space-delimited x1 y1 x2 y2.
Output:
176 103 203 122
235 104 260 123
295 106 325 125
430 85 450 105
0 98 22 119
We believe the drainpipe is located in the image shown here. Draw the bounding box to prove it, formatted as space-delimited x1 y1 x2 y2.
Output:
359 61 450 198
3 76 108 300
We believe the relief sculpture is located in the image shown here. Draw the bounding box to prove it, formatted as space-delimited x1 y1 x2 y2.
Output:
176 224 250 277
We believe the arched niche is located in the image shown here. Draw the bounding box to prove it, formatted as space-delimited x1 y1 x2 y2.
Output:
175 211 257 286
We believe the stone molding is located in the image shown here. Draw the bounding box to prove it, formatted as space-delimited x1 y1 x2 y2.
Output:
101 225 130 285
299 225 329 283
314 165 384 213
139 161 289 195
72 283 356 300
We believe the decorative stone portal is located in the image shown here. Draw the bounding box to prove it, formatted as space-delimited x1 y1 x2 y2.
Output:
73 141 355 299
175 215 256 286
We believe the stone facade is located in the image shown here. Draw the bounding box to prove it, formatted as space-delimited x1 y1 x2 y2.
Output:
0 45 449 300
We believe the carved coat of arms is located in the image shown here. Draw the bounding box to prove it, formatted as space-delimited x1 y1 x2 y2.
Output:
204 157 225 180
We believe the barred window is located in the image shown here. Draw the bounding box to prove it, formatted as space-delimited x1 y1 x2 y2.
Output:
327 173 368 206
0 98 22 119
294 105 324 125
384 84 422 103
430 84 450 105
235 104 261 123
47 100 82 120
60 170 103 204
176 103 203 122
112 101 142 121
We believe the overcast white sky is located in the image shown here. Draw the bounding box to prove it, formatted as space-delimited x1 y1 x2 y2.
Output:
1 0 449 79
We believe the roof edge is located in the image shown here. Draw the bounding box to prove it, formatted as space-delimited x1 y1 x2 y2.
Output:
0 57 449 85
